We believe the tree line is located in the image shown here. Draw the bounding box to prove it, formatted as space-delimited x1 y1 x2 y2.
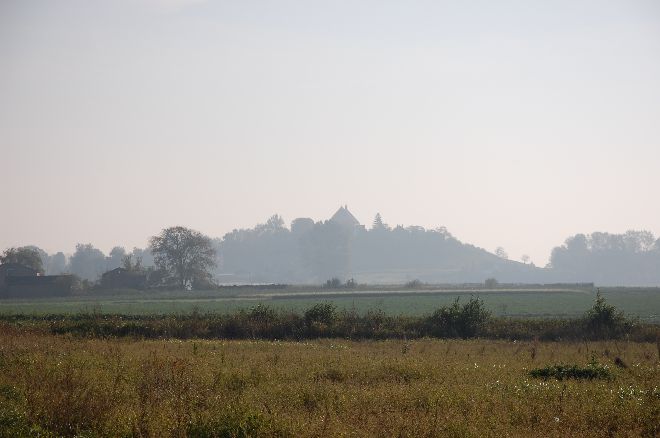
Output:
549 231 660 285
2 214 660 287
1 227 215 290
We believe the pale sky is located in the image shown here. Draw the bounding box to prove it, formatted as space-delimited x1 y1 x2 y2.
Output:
2 0 659 266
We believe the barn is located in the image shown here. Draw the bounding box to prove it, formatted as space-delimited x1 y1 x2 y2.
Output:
0 263 73 298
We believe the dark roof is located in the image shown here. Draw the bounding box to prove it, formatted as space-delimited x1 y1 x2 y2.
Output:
102 267 146 277
0 263 38 276
103 267 127 275
102 267 141 277
329 206 360 227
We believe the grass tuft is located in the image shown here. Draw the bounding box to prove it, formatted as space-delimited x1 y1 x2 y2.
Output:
529 360 612 380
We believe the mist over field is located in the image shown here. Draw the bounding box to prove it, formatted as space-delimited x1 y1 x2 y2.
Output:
4 212 660 286
2 0 660 270
1 3 660 437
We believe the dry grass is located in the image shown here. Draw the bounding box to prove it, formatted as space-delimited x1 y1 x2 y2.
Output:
0 330 658 437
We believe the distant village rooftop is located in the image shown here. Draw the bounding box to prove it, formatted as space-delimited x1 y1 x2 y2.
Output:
329 205 360 227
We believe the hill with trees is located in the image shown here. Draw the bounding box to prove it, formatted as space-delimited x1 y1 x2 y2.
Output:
548 231 660 286
214 213 544 284
3 210 659 286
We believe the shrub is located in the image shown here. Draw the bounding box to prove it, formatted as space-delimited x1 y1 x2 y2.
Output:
583 291 631 339
529 359 612 380
428 297 491 338
4 303 658 342
305 302 337 325
247 304 276 323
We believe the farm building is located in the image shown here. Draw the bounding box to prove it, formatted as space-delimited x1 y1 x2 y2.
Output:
100 267 147 290
0 263 73 298
0 263 37 282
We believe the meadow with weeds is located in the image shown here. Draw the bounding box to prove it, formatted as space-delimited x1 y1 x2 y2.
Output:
0 295 658 437
0 331 658 437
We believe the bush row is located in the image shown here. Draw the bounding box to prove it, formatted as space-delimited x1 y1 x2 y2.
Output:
2 294 656 342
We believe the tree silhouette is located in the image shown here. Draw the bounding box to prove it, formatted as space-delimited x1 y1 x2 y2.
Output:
495 247 508 260
372 213 388 231
150 226 216 290
0 247 44 273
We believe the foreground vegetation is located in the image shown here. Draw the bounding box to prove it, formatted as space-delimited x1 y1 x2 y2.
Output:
1 295 657 436
0 330 658 437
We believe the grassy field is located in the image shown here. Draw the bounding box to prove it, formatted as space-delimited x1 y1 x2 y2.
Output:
1 287 659 322
0 328 658 437
1 292 658 436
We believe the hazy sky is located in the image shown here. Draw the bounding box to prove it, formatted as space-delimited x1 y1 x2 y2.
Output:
2 0 659 265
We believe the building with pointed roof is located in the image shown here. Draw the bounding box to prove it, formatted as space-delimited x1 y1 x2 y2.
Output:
329 205 361 228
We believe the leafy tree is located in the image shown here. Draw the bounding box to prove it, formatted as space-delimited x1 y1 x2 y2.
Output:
291 217 314 234
150 226 216 290
47 252 68 274
0 247 44 273
495 247 508 260
69 244 106 281
484 278 498 288
219 214 297 283
300 221 351 282
259 214 286 233
521 254 531 264
23 246 49 272
107 246 126 270
549 230 660 284
121 254 143 272
324 277 342 288
405 279 423 289
131 247 155 267
623 230 655 252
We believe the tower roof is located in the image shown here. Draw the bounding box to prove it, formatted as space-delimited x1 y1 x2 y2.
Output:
329 205 360 227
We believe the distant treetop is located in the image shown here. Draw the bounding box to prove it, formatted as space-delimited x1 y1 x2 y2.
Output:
372 213 389 231
0 247 44 273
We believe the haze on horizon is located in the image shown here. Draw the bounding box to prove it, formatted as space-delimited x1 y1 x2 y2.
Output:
1 0 659 266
